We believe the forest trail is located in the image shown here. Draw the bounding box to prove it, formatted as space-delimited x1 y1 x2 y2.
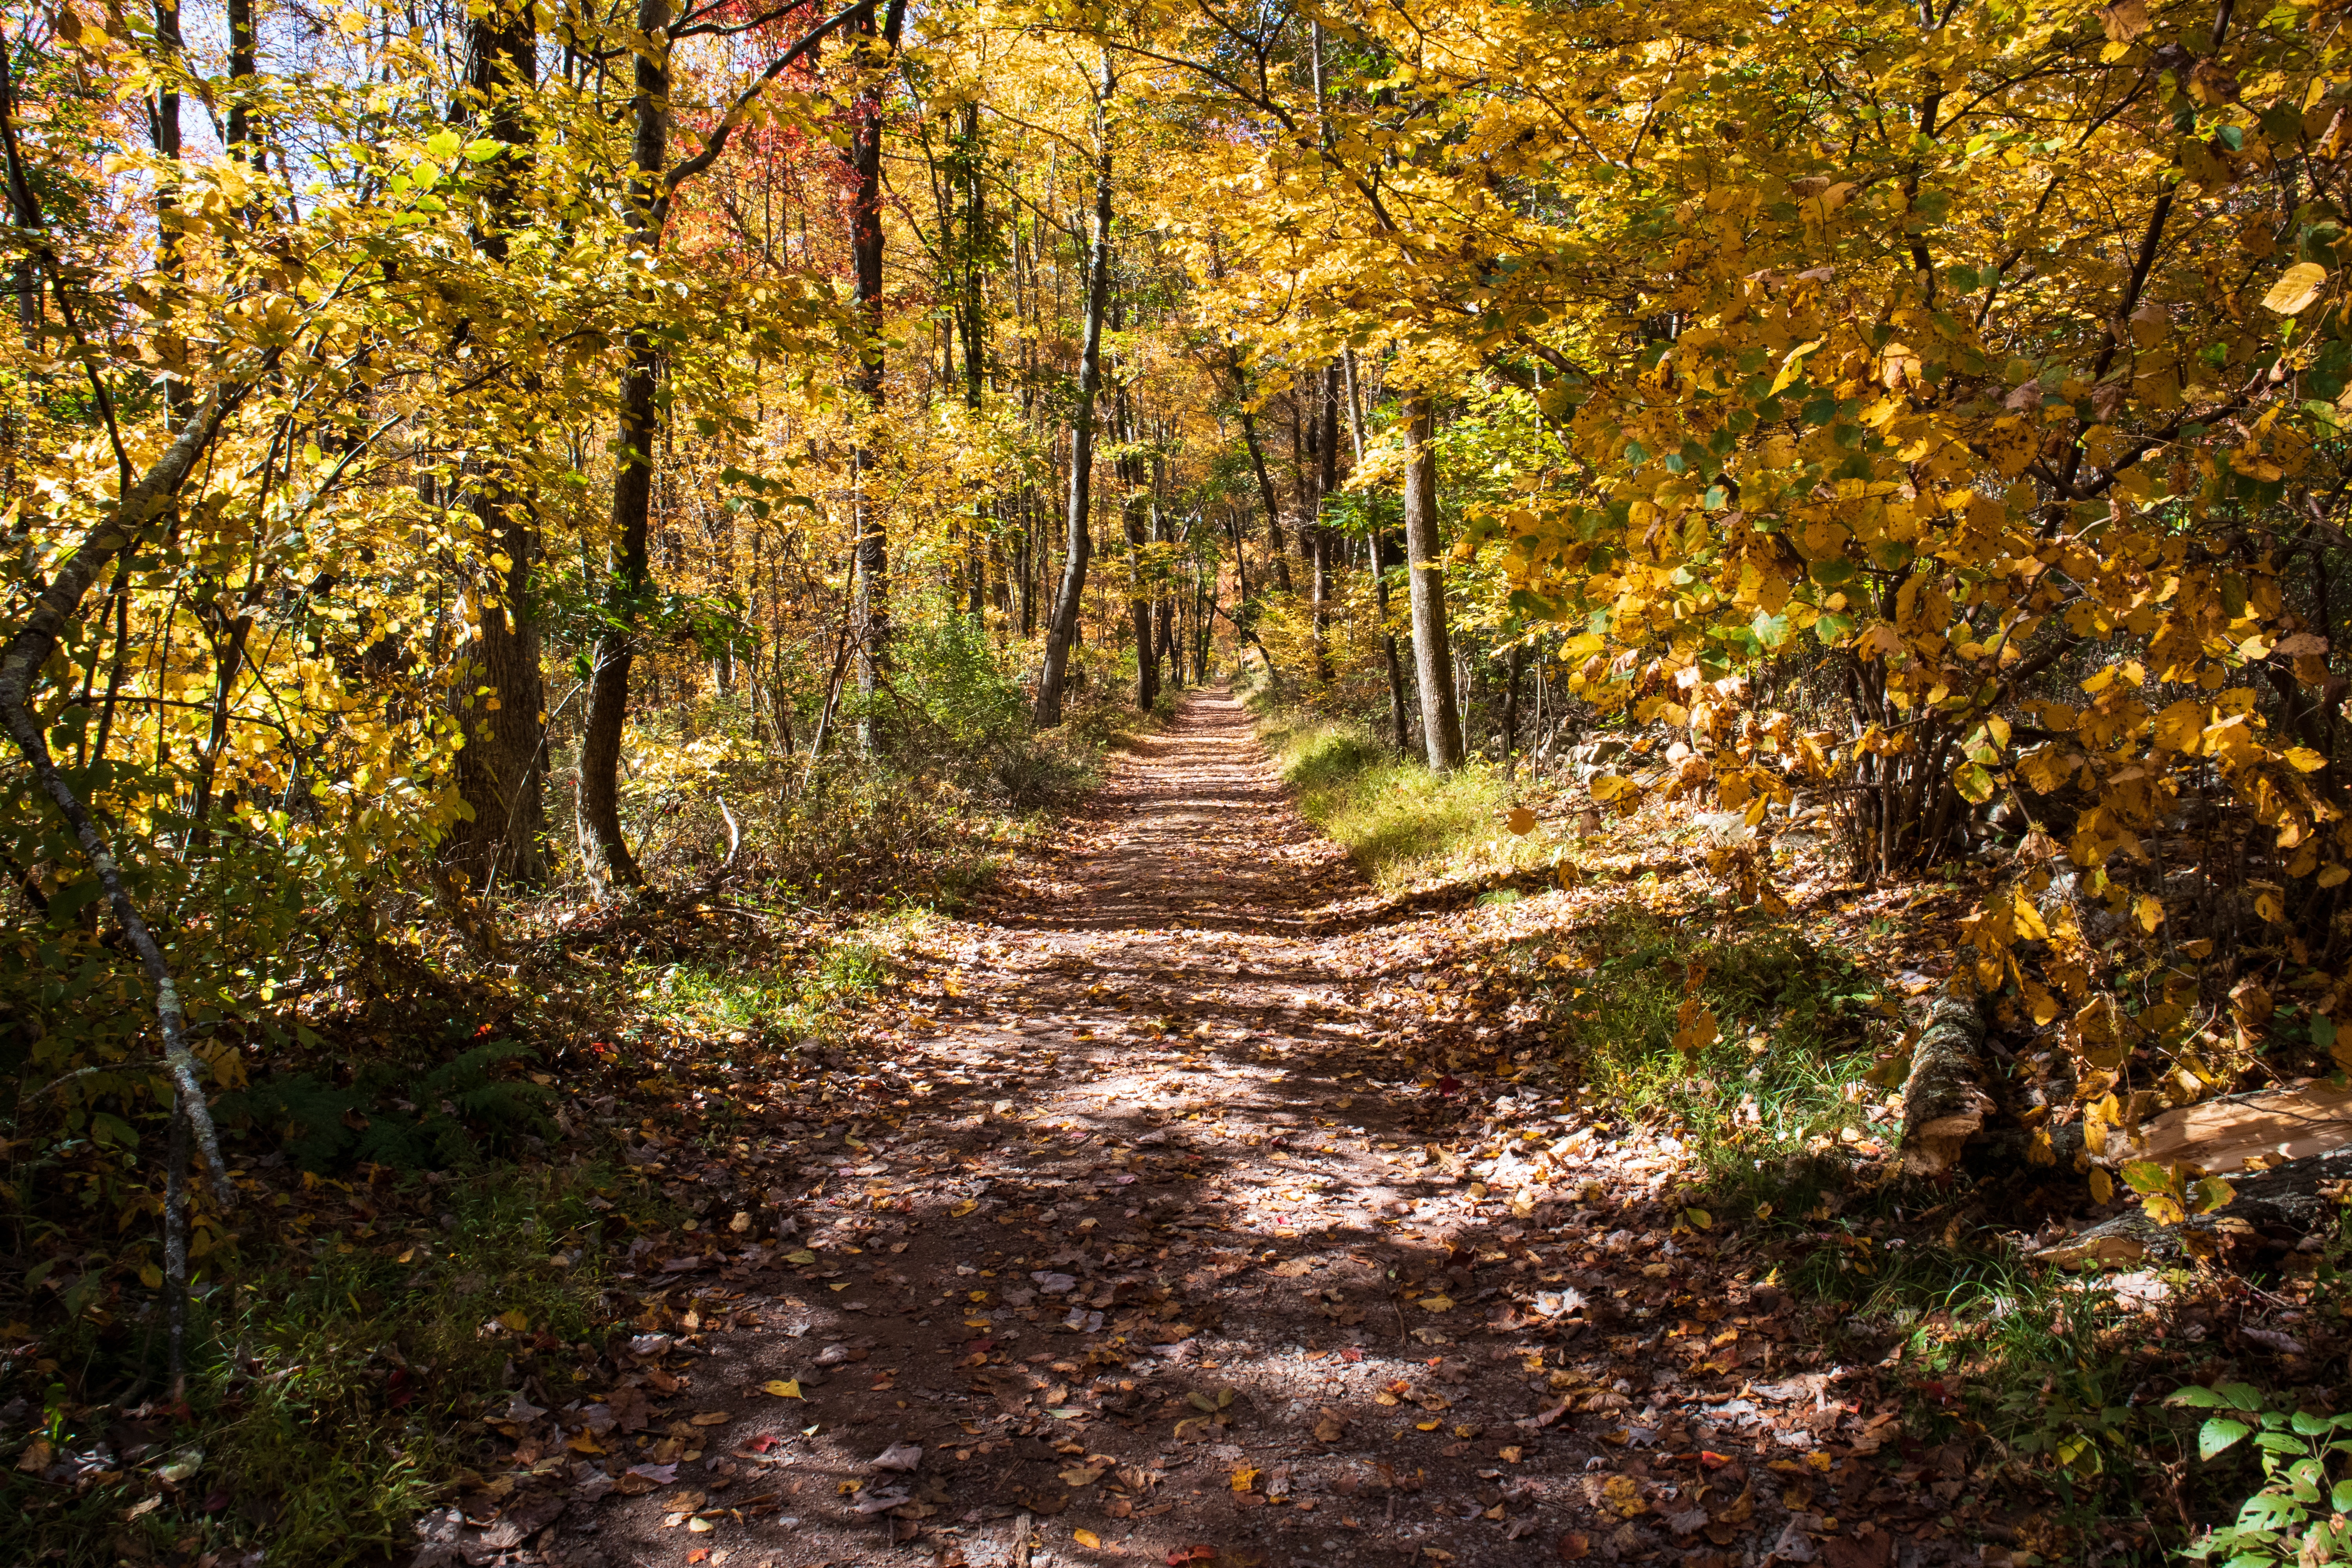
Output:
533 692 1925 1568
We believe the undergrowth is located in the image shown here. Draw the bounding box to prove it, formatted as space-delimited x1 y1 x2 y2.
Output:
1258 708 1540 891
2 687 1157 1566
3 1163 662 1568
1505 906 2337 1557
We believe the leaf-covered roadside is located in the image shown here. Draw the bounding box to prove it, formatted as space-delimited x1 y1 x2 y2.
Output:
0 869 998 1564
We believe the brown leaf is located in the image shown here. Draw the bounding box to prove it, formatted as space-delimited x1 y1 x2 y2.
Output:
1822 1534 1894 1568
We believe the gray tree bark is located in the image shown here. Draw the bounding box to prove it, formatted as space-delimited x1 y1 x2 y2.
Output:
1401 395 1462 770
1034 52 1114 729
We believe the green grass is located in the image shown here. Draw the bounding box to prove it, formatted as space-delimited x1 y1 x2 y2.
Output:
2 1164 663 1568
638 923 891 1044
1258 711 1538 890
1504 907 2227 1549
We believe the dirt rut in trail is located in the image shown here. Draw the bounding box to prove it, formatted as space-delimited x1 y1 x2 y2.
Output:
496 690 1935 1568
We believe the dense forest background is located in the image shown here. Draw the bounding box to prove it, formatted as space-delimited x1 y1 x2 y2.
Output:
13 0 2352 1560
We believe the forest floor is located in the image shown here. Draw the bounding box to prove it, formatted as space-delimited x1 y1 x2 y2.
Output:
465 690 1980 1568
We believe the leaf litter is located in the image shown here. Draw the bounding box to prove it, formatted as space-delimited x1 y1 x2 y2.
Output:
424 694 2005 1568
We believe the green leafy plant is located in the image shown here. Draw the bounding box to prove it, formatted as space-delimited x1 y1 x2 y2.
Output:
215 1037 551 1174
2169 1383 2352 1565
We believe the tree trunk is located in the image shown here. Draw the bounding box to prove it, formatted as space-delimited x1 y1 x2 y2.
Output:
1112 377 1155 712
151 0 188 428
445 0 548 891
225 0 255 165
1401 395 1462 770
848 0 908 753
575 0 670 897
1311 362 1339 684
1034 53 1114 729
1503 641 1524 760
1234 396 1293 595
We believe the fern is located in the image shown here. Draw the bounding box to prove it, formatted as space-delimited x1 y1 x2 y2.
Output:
217 1039 552 1173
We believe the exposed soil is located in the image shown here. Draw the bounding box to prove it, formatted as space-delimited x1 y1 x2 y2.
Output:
438 690 1962 1568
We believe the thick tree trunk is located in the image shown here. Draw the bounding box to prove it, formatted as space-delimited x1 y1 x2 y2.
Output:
445 1 548 890
1034 54 1113 729
1401 395 1462 770
575 0 670 897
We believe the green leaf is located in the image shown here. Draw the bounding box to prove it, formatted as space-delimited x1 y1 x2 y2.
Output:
2200 1416 2252 1459
2170 1385 2231 1408
89 1112 138 1149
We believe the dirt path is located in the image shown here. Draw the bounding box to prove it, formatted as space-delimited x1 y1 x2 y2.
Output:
498 691 1930 1568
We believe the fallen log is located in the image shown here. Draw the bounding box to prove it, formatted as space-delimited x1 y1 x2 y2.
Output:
2124 1076 2352 1174
2030 1140 2352 1269
1898 986 1995 1176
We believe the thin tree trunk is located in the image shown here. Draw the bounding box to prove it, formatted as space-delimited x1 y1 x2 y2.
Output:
151 0 187 429
1503 641 1524 760
1120 389 1156 711
1401 394 1462 770
1233 395 1292 595
1034 51 1114 728
1310 362 1338 684
849 0 909 753
1374 526 1412 756
575 0 671 896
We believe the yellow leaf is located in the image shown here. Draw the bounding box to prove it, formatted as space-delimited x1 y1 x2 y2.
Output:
2134 895 2165 933
1601 1474 1647 1517
950 1200 977 1217
2099 0 2151 41
1418 1294 1456 1313
1769 340 1823 396
2151 698 2204 754
2089 1166 2114 1204
1684 1207 1713 1230
2283 746 2329 772
1230 1466 1259 1492
763 1379 803 1399
1506 807 1537 835
498 1310 529 1332
2263 262 2329 315
1076 1529 1102 1548
2319 864 2350 888
690 1410 730 1426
